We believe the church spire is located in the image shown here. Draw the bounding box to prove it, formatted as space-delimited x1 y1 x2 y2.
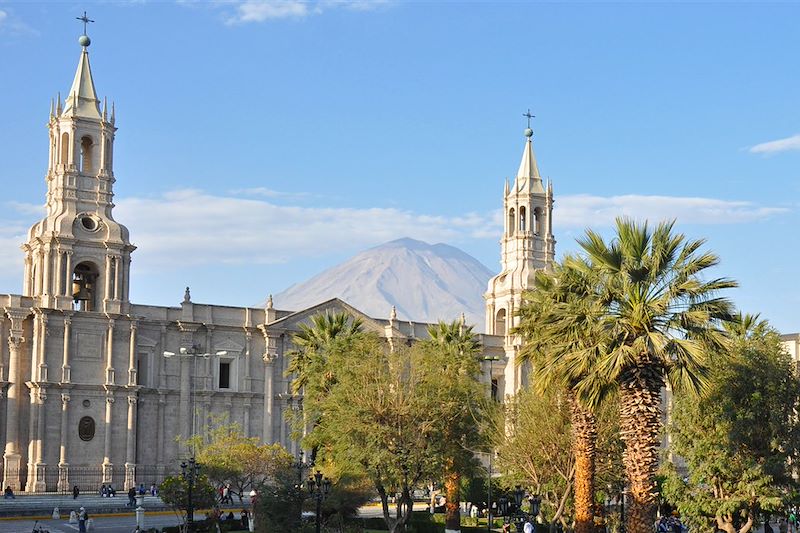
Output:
63 18 101 119
63 48 101 119
515 127 544 193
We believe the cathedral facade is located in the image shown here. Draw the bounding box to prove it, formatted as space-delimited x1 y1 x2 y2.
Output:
0 36 554 492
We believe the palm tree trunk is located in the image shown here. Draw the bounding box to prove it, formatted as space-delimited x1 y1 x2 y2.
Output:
569 393 597 533
444 467 461 532
619 362 664 533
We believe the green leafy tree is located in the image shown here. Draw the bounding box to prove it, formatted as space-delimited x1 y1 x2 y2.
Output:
182 418 290 501
662 318 800 533
496 386 622 530
159 473 217 532
308 334 443 533
575 218 736 533
423 319 486 533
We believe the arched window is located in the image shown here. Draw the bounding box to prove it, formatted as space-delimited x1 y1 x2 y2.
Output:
508 209 515 236
80 136 93 173
519 206 527 232
534 207 543 235
495 308 507 335
60 132 70 166
72 262 99 312
105 139 112 170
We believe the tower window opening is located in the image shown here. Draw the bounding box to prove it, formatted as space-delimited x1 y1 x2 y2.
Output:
534 207 542 235
72 262 98 312
495 308 507 335
519 206 527 232
508 209 515 236
60 132 70 166
80 136 93 173
491 378 499 401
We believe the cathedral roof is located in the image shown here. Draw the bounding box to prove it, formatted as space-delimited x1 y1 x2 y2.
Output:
63 47 102 119
515 132 545 194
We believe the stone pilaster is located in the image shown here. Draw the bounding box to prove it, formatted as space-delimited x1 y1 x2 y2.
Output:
57 392 70 491
124 395 137 489
102 392 114 483
128 321 138 386
3 309 28 491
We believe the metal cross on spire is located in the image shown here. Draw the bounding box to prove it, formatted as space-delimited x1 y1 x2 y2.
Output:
523 109 535 129
76 11 94 35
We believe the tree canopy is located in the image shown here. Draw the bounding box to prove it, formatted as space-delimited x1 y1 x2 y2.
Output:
662 320 800 533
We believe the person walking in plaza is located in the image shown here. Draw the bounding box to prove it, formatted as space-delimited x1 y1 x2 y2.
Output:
78 506 89 533
72 485 80 499
127 486 136 507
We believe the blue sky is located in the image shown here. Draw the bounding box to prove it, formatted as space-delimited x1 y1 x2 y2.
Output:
0 1 798 331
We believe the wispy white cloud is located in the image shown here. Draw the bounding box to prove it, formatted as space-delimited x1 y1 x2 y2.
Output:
229 187 311 200
0 191 788 281
0 8 37 36
222 0 389 24
749 134 800 155
557 194 789 227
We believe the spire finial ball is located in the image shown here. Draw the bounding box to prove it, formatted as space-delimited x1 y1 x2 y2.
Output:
78 35 91 47
524 128 533 138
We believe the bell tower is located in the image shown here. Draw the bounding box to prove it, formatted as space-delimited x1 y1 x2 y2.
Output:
485 123 555 393
22 31 135 314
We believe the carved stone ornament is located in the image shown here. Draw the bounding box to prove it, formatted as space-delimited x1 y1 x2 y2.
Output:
78 416 95 441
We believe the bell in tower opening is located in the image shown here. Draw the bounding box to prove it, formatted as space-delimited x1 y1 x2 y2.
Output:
72 262 97 311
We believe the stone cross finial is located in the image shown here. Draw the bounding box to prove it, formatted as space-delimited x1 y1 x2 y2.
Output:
183 287 191 303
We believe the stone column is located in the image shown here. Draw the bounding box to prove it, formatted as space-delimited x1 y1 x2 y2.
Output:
104 255 113 302
156 394 165 468
243 331 252 392
179 356 190 440
114 256 122 300
61 314 72 383
128 321 138 386
3 310 27 491
259 327 278 444
33 388 47 492
262 356 274 444
57 393 70 491
105 319 115 385
102 393 114 483
54 252 63 297
63 252 73 298
42 247 51 298
124 395 137 490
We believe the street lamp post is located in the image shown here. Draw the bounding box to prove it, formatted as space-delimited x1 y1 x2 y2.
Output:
181 457 201 532
306 470 331 533
482 355 500 532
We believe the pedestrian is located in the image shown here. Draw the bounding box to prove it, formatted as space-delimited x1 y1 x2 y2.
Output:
524 519 534 533
78 506 89 533
150 483 157 496
3 486 14 499
780 518 789 533
138 482 146 495
240 509 249 530
128 486 136 507
100 484 107 497
73 485 80 499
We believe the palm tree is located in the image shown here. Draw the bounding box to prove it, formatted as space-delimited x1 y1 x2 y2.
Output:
424 319 482 533
286 311 364 394
515 256 612 533
285 311 364 461
577 218 736 533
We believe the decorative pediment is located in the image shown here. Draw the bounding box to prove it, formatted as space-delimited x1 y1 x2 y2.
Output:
213 338 245 354
136 334 158 348
269 298 404 338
